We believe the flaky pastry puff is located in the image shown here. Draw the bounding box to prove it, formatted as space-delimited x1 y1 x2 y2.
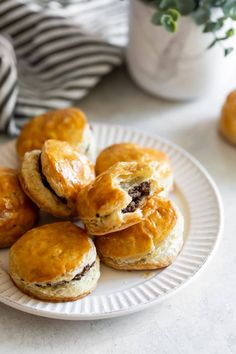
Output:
95 143 173 195
19 140 95 218
0 168 38 248
16 107 95 160
77 161 163 235
9 222 100 302
219 90 236 145
95 196 184 270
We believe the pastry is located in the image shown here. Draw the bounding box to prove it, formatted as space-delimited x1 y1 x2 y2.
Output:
219 90 236 145
16 107 96 160
77 161 164 235
95 196 184 270
95 143 173 195
19 139 95 218
9 221 100 302
0 168 38 248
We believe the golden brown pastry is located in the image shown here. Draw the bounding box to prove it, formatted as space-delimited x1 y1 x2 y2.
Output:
77 161 163 235
0 168 38 248
95 196 184 270
95 143 173 195
16 107 96 160
9 222 100 302
219 90 236 145
20 139 95 218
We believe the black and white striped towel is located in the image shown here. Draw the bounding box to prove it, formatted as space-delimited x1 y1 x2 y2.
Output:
0 0 128 135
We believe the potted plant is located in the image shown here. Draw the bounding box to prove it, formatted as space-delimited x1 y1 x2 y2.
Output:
126 0 236 100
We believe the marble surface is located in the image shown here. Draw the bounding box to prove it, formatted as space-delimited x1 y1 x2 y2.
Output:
0 66 236 354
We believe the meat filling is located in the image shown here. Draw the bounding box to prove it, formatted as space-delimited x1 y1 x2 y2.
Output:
38 155 67 204
34 261 95 288
122 181 150 213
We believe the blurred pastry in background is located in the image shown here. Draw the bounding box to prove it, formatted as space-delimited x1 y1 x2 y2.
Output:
19 139 95 218
16 107 96 160
9 222 100 302
0 168 38 248
77 161 164 235
95 197 184 270
95 143 173 195
219 90 236 145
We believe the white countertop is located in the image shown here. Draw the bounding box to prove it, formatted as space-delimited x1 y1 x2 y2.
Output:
0 66 236 354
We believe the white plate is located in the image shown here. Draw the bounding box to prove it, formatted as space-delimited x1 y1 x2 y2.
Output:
0 123 223 320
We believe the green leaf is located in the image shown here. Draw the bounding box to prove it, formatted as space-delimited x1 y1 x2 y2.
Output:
226 27 235 36
223 0 236 20
224 47 234 55
201 0 215 5
160 14 177 32
152 9 180 28
158 0 195 14
178 0 196 15
159 0 178 10
192 6 211 25
167 8 180 21
203 19 224 32
212 0 227 6
153 0 162 5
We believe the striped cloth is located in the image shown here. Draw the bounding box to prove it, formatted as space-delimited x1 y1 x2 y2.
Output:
0 0 128 135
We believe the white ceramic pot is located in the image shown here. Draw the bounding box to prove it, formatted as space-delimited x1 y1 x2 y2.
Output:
126 0 236 100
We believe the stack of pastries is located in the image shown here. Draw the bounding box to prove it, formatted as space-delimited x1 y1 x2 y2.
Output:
0 107 184 303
